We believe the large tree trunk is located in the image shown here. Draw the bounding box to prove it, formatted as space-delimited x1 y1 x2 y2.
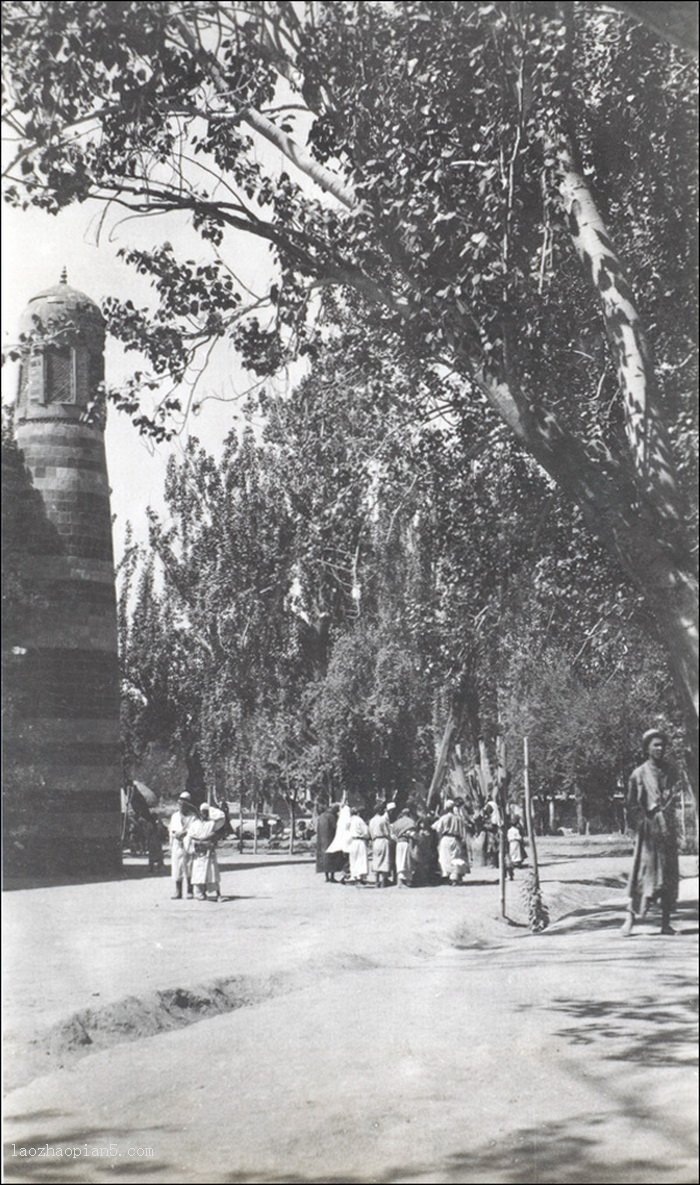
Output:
554 133 680 526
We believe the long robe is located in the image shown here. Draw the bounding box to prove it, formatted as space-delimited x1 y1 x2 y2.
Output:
507 825 523 866
348 815 370 879
411 828 436 885
169 809 193 884
626 759 679 910
393 814 416 882
369 813 393 874
316 809 340 873
327 804 353 854
186 808 225 889
433 811 470 881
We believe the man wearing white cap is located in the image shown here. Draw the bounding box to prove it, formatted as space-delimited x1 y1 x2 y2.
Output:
186 802 226 901
621 729 680 936
169 791 196 899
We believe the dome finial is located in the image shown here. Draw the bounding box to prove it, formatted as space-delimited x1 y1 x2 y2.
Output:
60 267 68 285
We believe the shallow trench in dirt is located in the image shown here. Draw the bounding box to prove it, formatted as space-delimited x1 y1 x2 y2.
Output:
5 867 629 1095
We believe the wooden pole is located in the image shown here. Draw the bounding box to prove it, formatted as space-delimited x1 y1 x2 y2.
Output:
497 734 507 918
523 736 541 884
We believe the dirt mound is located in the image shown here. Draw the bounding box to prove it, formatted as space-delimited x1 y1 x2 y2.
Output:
6 971 297 1094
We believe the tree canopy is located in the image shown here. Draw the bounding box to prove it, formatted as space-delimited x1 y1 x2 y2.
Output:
115 334 683 819
3 1 697 776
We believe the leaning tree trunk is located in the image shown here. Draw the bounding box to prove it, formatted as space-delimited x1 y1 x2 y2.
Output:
553 127 699 790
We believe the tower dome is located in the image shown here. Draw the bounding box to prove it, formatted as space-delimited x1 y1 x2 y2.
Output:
16 269 105 422
19 268 103 337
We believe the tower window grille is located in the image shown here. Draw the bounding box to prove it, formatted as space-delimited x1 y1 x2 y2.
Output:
46 346 74 403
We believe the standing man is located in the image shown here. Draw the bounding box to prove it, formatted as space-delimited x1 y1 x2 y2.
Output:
369 801 393 888
187 801 227 901
347 807 370 885
316 802 342 883
169 791 196 899
393 805 417 887
433 799 470 885
621 729 680 937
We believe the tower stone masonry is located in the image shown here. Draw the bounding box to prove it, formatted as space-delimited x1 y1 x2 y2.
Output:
3 272 122 876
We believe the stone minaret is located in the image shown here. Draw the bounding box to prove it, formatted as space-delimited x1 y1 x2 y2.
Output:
3 271 122 876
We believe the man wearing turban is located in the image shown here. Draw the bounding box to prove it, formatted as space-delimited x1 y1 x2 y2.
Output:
621 729 680 936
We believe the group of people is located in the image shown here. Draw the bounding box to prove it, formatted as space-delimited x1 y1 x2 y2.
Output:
164 728 680 933
169 792 229 900
316 798 528 888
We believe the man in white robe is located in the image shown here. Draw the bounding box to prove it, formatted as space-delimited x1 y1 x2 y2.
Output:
369 802 393 888
393 807 417 886
347 809 370 884
169 791 196 899
326 802 352 882
186 803 227 900
433 799 470 884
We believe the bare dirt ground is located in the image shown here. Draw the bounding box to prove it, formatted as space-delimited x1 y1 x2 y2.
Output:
3 836 698 1184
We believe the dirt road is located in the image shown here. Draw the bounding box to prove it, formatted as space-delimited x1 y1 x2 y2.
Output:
3 839 698 1183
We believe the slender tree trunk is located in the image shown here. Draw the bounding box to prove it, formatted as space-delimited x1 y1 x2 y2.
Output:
427 706 457 810
478 738 493 799
523 737 542 886
288 797 296 856
497 734 507 918
574 785 586 836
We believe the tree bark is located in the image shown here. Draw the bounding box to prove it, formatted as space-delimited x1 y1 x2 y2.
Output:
554 132 680 526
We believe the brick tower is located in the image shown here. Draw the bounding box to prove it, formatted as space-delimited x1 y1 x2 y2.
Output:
3 271 122 876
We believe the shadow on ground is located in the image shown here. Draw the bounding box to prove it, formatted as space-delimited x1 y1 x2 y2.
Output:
217 1109 695 1183
6 1108 695 1185
543 895 698 937
549 983 698 1069
3 856 313 890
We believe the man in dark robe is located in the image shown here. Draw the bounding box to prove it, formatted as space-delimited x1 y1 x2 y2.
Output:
315 803 342 881
621 729 680 936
